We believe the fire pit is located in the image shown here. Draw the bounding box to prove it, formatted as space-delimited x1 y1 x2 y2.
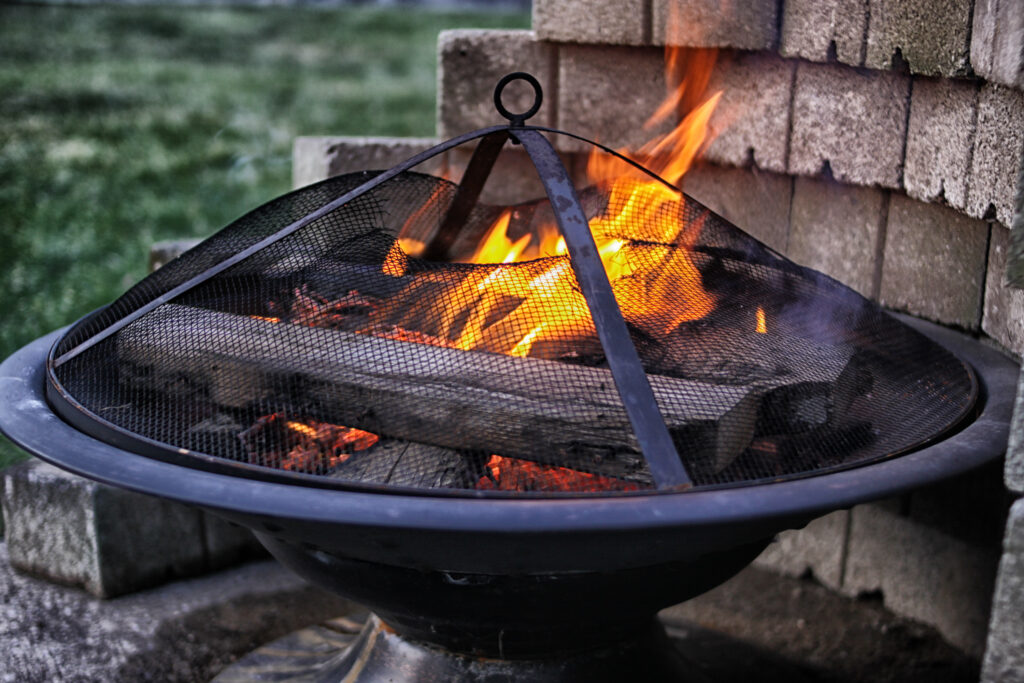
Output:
0 74 1015 681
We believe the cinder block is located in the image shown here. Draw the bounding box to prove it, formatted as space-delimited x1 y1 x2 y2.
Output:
292 136 443 189
844 501 1000 657
753 510 848 590
1 461 259 598
703 52 796 174
789 62 911 189
787 176 887 298
982 498 1024 682
984 224 1024 357
2 461 204 597
864 0 972 76
878 194 988 329
438 30 555 139
903 77 978 210
556 44 671 153
1006 368 1024 495
652 0 778 50
681 163 792 252
779 0 867 66
967 84 1024 227
533 0 646 46
971 0 1024 90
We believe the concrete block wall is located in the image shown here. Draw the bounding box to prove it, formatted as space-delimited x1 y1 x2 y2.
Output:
288 0 1024 664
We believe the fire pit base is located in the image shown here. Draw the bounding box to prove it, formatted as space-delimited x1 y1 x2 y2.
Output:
213 613 690 683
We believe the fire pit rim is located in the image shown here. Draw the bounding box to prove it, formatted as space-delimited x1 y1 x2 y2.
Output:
1 316 1013 539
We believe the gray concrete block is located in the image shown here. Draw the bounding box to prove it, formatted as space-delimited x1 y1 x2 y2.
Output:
438 30 554 139
533 0 646 45
556 44 671 153
878 194 989 329
967 84 1024 227
2 461 260 598
971 0 1024 90
703 51 796 174
984 224 1024 357
844 501 1000 657
787 176 887 298
789 62 911 189
779 0 868 66
652 0 778 50
982 498 1024 682
149 239 202 272
865 0 972 76
903 77 979 211
0 543 352 683
1006 161 1024 290
753 510 849 590
1006 368 1024 495
2 461 208 598
293 136 444 190
680 163 792 252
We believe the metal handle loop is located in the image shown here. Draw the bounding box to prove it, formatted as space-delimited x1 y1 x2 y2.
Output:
494 72 543 126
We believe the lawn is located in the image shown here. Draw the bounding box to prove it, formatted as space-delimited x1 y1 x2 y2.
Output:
0 3 529 468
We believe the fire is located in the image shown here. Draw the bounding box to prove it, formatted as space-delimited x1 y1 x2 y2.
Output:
382 45 723 358
756 307 767 334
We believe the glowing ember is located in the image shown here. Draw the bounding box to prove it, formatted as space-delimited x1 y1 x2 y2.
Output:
240 412 379 474
476 455 639 493
756 307 767 334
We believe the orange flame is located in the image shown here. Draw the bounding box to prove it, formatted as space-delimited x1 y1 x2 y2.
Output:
381 45 722 359
756 307 767 334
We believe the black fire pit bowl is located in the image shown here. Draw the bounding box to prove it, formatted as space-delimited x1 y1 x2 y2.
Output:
0 315 1014 680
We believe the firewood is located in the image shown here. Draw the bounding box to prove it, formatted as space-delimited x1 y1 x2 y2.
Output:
117 304 769 483
327 439 473 489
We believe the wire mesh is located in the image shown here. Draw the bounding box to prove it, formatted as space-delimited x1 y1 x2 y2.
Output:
51 164 975 496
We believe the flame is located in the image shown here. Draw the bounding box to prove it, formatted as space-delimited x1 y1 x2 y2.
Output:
756 307 767 334
380 43 723 355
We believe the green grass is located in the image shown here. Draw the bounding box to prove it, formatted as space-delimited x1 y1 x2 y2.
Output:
0 4 529 468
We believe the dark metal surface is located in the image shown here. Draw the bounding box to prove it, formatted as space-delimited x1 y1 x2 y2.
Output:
422 129 509 261
514 127 692 489
0 316 1013 575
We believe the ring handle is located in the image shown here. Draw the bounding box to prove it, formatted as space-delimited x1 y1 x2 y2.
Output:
493 72 543 126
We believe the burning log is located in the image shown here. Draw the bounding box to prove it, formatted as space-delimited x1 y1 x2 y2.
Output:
117 304 769 483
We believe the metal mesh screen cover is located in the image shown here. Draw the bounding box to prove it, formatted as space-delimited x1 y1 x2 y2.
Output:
49 167 976 496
